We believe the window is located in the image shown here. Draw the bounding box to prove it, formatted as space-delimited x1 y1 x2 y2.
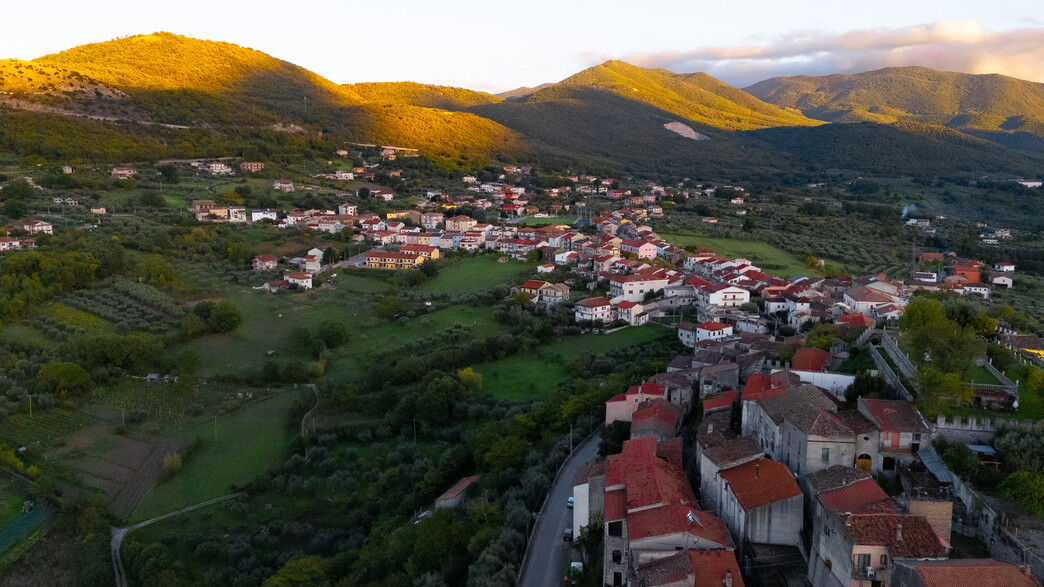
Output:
854 553 871 570
880 554 889 566
613 572 623 586
612 550 622 563
608 521 623 537
822 447 830 463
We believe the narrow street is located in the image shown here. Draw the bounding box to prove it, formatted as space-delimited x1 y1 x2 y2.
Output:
520 433 601 587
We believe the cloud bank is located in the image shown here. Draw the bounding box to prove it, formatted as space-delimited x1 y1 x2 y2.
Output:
615 20 1044 87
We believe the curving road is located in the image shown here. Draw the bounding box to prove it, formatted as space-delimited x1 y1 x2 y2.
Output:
520 433 601 587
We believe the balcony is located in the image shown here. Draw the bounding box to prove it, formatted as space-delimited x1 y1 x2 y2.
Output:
852 564 892 583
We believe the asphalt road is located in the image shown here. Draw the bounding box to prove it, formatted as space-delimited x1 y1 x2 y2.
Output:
520 433 601 587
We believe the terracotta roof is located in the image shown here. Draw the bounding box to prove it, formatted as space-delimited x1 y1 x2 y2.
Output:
631 400 680 436
819 478 889 513
703 390 739 413
437 475 479 502
792 347 832 371
698 321 731 332
520 279 549 290
628 503 732 547
577 296 611 308
846 284 892 303
912 559 1040 587
859 398 930 433
842 513 945 558
285 272 312 280
741 373 787 401
691 550 745 587
719 459 801 510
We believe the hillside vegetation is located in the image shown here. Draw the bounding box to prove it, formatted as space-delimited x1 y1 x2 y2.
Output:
521 60 821 131
747 67 1044 137
347 81 502 110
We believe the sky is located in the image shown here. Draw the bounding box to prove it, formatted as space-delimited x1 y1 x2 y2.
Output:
3 0 1044 92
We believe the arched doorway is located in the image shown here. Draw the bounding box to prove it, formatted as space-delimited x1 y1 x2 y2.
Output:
856 454 872 472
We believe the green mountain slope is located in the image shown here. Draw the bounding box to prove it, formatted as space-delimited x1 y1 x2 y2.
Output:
746 66 1044 135
347 82 502 110
522 60 822 131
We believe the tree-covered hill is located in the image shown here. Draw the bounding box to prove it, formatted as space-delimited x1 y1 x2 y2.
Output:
746 66 1044 141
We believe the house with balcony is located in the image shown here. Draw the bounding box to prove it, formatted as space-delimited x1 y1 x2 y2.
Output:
807 511 946 587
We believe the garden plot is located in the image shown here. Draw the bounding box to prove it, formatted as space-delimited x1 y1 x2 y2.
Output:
48 424 184 517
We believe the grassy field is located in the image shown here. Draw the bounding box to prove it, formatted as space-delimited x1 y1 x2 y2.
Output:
473 326 669 401
0 478 24 532
516 217 571 227
658 232 840 277
417 255 536 294
131 389 300 523
0 325 52 347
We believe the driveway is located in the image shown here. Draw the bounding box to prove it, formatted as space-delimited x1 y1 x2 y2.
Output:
520 433 601 587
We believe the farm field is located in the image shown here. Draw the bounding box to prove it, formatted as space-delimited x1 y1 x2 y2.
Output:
473 326 669 401
131 389 301 523
416 255 536 294
658 232 840 277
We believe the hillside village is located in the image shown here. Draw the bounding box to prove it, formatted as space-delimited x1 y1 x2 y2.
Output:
1 141 1044 587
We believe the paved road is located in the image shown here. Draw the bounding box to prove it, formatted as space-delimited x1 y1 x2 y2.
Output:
111 493 244 587
520 433 601 587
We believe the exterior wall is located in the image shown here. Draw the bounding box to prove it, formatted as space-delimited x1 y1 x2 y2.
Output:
573 481 589 539
744 495 803 548
781 421 857 476
808 510 855 587
775 369 856 399
744 402 783 461
604 517 629 586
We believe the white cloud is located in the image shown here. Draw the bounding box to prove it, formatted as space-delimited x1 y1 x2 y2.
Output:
617 20 1044 87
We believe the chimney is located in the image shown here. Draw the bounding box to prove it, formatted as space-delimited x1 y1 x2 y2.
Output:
895 523 903 542
708 423 714 434
755 462 760 478
723 570 733 587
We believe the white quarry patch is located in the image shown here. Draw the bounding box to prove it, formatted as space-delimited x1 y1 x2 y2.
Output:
663 121 709 140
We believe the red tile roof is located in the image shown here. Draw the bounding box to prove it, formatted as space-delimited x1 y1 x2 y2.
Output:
577 296 611 308
819 478 889 513
698 321 731 331
690 550 746 587
719 459 801 510
628 503 734 547
703 391 739 413
913 559 1040 587
792 347 832 371
842 513 946 558
741 373 787 401
859 398 930 433
437 475 479 502
632 400 680 431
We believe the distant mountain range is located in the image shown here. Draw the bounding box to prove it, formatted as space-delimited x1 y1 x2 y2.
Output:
2 32 1043 176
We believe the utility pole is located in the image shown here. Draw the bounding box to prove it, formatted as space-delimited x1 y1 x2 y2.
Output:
214 415 217 442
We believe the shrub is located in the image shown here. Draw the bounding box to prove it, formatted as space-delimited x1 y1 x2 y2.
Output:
162 453 183 479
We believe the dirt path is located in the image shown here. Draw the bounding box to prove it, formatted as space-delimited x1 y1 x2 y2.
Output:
110 493 243 587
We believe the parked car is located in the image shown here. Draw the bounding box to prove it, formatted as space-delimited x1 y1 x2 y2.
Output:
566 497 574 509
563 528 573 541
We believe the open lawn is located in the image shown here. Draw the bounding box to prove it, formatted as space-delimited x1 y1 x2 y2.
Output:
658 232 841 277
417 255 536 294
131 389 300 523
473 326 669 401
516 217 571 227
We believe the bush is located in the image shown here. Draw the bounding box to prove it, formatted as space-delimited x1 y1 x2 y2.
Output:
162 452 183 479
